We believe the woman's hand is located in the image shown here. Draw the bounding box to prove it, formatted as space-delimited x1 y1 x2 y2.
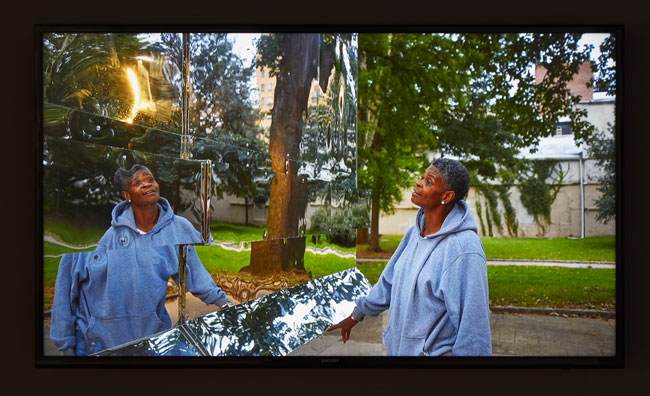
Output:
326 316 358 343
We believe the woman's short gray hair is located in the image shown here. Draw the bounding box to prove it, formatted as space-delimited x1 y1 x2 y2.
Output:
430 158 470 206
113 164 150 192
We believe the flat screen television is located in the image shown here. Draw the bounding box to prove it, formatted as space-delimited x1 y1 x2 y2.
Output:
36 25 622 367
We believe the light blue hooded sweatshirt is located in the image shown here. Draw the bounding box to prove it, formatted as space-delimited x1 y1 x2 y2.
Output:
355 200 491 356
50 198 229 355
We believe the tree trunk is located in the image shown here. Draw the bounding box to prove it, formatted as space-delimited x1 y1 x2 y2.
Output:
369 187 382 252
247 34 320 277
244 196 249 226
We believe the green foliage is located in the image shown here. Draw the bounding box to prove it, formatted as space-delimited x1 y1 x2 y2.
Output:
593 35 617 96
518 159 566 234
475 199 487 236
309 202 370 247
586 124 616 224
471 171 519 237
357 33 604 241
494 182 519 237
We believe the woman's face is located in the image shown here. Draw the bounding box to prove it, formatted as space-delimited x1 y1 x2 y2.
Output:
411 166 453 209
124 169 160 206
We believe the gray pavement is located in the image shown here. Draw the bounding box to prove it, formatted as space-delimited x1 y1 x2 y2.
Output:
43 293 616 357
289 310 616 356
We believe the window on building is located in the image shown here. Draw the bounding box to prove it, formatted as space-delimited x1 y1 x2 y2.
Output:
268 83 272 91
554 122 572 136
260 84 264 92
267 97 273 106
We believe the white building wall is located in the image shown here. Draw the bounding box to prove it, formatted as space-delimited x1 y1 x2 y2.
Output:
378 98 616 238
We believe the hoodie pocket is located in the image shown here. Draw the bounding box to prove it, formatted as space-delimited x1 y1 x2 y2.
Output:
383 327 427 356
85 312 167 351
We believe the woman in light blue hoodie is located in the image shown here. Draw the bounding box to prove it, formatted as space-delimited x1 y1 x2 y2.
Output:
50 165 231 355
328 158 491 356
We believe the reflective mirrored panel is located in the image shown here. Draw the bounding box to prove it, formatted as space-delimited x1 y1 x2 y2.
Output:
97 268 371 356
43 137 205 248
43 33 184 133
93 326 202 357
43 102 182 158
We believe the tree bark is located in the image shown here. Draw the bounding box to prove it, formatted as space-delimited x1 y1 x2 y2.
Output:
369 187 382 252
248 34 320 277
244 196 249 226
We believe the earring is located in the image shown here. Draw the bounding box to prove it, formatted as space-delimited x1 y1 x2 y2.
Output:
441 201 445 205
128 199 132 203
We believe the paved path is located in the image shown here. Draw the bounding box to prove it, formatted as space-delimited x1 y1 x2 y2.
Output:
43 297 615 357
289 310 616 356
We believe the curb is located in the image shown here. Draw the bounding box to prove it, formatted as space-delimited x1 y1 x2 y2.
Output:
489 305 615 319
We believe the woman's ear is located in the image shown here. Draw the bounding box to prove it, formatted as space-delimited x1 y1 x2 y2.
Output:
442 190 455 205
121 191 131 201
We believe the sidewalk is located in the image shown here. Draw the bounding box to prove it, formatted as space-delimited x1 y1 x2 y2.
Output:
289 310 616 356
43 294 616 357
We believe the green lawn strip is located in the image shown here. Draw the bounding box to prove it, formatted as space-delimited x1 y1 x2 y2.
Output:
195 245 251 273
44 240 95 256
210 222 265 243
43 219 105 246
355 261 615 310
355 262 387 285
368 235 615 262
481 236 615 262
378 234 403 252
303 251 356 279
488 265 615 309
43 256 62 308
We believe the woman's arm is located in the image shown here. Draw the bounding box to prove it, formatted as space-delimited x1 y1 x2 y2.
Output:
355 229 413 316
182 245 230 307
49 253 83 355
440 252 492 356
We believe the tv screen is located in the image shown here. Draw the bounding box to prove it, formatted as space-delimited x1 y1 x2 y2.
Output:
37 26 621 367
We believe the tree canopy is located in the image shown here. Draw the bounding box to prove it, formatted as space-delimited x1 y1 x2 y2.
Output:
358 32 611 248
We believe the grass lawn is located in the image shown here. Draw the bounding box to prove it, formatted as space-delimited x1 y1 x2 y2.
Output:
196 244 355 279
44 240 95 256
210 222 265 243
355 261 615 310
303 252 355 279
481 236 615 261
43 219 105 246
487 265 615 309
211 222 355 252
359 235 615 262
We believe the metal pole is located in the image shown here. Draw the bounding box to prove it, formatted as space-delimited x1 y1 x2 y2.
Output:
177 244 189 325
178 33 191 325
180 33 191 160
200 160 212 244
579 152 585 239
